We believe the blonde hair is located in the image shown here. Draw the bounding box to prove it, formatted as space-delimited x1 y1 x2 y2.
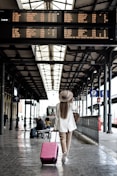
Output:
60 102 70 119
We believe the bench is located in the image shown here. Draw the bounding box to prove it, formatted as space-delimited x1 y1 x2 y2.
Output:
37 128 51 139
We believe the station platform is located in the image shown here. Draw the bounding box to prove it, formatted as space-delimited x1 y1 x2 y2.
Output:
99 127 117 160
0 123 117 176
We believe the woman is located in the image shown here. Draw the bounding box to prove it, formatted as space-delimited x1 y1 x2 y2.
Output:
54 90 77 164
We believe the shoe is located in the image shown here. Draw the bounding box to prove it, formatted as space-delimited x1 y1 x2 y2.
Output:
64 157 68 164
62 153 68 164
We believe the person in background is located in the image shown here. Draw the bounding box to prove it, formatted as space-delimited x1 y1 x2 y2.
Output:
36 117 45 131
54 90 77 164
34 117 46 138
45 117 51 129
30 117 45 138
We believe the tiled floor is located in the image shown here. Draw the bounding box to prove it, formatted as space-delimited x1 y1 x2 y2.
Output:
0 121 117 176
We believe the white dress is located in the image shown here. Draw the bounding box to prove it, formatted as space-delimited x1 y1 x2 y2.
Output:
54 103 77 132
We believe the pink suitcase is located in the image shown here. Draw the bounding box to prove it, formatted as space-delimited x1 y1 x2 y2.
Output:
40 142 58 164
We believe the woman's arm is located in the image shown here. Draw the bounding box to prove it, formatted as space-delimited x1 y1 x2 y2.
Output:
53 104 59 131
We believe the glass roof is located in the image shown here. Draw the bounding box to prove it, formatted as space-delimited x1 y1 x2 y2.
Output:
35 45 66 91
20 0 73 10
20 0 74 97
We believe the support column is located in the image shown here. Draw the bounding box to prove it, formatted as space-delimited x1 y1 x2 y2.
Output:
82 98 84 116
98 71 101 117
0 62 5 134
86 87 88 116
15 101 19 129
30 98 32 125
24 99 27 129
15 88 19 129
79 98 81 116
34 101 36 118
9 78 14 130
91 81 93 115
103 62 108 132
107 51 112 133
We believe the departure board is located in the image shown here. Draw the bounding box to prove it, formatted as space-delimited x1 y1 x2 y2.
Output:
64 28 109 39
64 12 108 23
12 11 61 22
12 27 60 38
0 10 116 44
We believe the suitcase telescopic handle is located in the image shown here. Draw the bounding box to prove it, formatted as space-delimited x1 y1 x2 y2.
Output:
50 130 58 142
55 131 57 142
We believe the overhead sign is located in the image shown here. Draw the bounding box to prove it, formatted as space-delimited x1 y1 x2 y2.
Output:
25 100 33 104
100 90 109 97
13 96 20 102
0 10 116 44
90 89 98 97
90 89 109 97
